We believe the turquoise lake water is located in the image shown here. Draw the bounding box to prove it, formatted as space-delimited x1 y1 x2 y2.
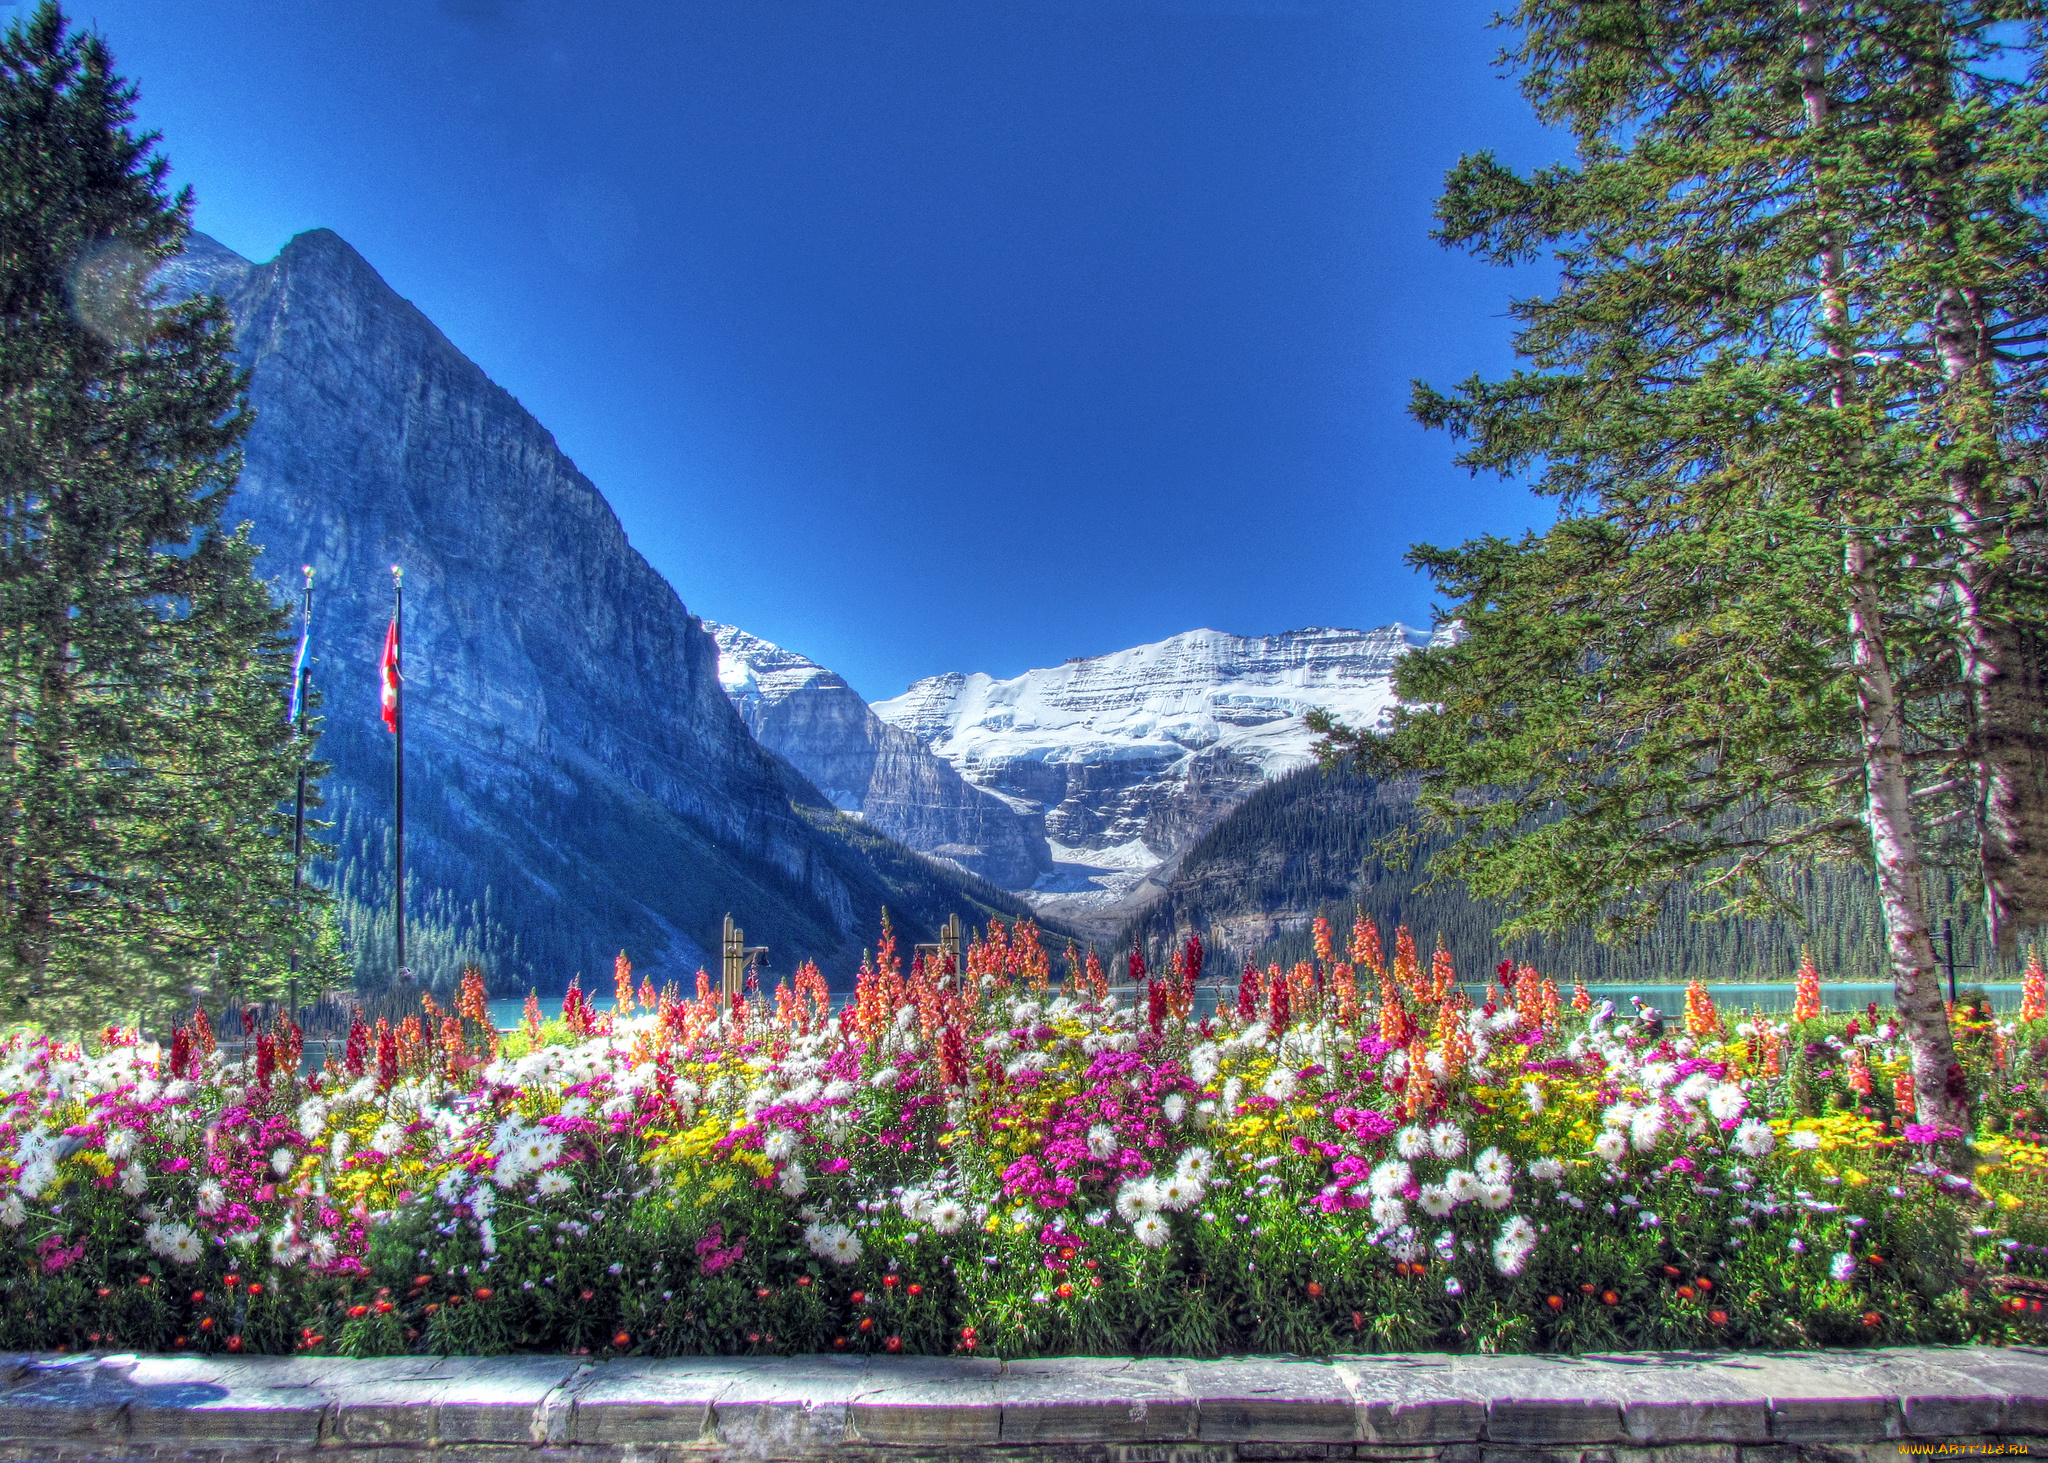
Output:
487 978 2027 1032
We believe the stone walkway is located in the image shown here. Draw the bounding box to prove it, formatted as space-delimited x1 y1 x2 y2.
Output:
0 1345 2040 1461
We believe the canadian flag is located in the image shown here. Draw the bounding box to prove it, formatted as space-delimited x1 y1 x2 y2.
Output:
380 616 400 732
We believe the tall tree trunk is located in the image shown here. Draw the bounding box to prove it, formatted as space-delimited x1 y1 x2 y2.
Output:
1847 533 1966 1130
1801 5 1962 1125
1930 284 2048 952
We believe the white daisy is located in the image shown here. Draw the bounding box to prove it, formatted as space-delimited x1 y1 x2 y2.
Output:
1115 1181 1160 1221
1629 1108 1667 1152
1155 1174 1204 1211
1732 1119 1776 1157
1703 1073 1753 1122
1472 1147 1513 1186
1829 1251 1857 1282
1133 1213 1170 1248
1370 1195 1407 1229
1527 1156 1564 1182
1368 1160 1411 1198
762 1128 799 1163
1175 1147 1215 1182
1162 1094 1188 1125
536 1169 574 1197
1427 1123 1466 1159
0 1194 23 1228
779 1162 809 1198
167 1226 205 1265
1418 1183 1455 1217
1492 1214 1538 1276
1787 1129 1821 1150
1087 1125 1118 1160
1262 1068 1299 1102
1395 1126 1430 1159
270 1146 295 1178
1593 1129 1627 1163
196 1180 226 1215
929 1200 967 1234
1445 1169 1481 1203
120 1162 148 1197
1479 1183 1514 1210
105 1129 138 1162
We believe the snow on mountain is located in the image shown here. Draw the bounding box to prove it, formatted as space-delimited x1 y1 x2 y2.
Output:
706 622 1049 889
871 624 1445 930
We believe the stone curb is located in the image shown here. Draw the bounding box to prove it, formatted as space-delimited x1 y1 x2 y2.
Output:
0 1346 2038 1461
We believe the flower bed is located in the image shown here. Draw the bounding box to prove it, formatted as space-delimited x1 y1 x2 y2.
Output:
1 917 2045 1361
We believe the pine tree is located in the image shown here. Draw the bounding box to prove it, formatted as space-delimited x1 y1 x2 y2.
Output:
1315 0 2048 1130
0 2 333 1026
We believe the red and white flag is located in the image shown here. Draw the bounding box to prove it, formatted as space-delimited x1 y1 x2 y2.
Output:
380 616 400 732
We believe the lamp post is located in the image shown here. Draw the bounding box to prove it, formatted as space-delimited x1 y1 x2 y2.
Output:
721 914 769 1010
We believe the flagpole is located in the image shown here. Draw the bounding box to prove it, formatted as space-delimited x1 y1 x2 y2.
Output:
392 565 407 987
287 566 314 1019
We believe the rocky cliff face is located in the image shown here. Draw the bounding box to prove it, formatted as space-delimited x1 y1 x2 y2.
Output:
871 625 1450 936
160 229 1040 990
708 624 1047 889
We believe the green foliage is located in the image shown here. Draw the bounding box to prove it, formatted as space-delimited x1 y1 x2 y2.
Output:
0 2 336 1028
1317 0 2048 961
1144 761 2027 985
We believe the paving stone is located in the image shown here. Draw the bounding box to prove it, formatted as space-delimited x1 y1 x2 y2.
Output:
998 1357 1197 1444
1334 1356 1487 1445
709 1352 872 1457
1882 1345 2048 1436
1105 1443 1237 1463
1568 1354 1770 1445
572 1356 745 1446
1452 1356 1630 1445
0 1355 136 1439
1693 1355 1899 1442
1187 1359 1359 1444
432 1354 587 1443
847 1353 1002 1447
1781 1348 2015 1438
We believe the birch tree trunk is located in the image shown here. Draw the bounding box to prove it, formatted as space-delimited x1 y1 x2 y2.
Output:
1802 5 1964 1128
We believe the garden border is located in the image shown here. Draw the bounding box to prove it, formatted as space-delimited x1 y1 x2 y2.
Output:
0 1344 2043 1462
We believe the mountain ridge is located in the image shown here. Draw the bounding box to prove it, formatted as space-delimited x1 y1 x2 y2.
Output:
162 228 1054 991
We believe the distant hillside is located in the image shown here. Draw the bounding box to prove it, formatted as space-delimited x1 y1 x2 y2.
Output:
1127 761 2019 985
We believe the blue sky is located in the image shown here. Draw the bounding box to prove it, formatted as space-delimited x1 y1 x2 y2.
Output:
68 0 1566 700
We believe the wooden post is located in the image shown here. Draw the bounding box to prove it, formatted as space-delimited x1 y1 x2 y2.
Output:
720 913 767 1010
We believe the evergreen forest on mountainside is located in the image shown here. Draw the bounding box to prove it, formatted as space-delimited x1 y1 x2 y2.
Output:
1128 762 2027 988
312 716 1066 998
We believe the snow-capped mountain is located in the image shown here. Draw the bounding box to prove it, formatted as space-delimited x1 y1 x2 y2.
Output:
707 623 1048 889
871 625 1447 931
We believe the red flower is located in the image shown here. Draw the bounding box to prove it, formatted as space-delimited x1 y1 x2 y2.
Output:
1602 1290 1620 1306
884 1275 900 1288
851 1290 866 1304
1546 1295 1563 1311
613 1331 631 1348
474 1288 493 1301
1695 1277 1713 1291
199 1318 215 1332
1676 1286 1696 1300
191 1292 206 1305
756 1287 772 1300
1862 1312 1881 1328
1305 1282 1324 1298
1056 1283 1074 1299
859 1318 874 1333
885 1336 903 1352
247 1284 263 1297
347 1306 369 1319
907 1284 922 1297
1708 1309 1728 1325
226 1336 243 1352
